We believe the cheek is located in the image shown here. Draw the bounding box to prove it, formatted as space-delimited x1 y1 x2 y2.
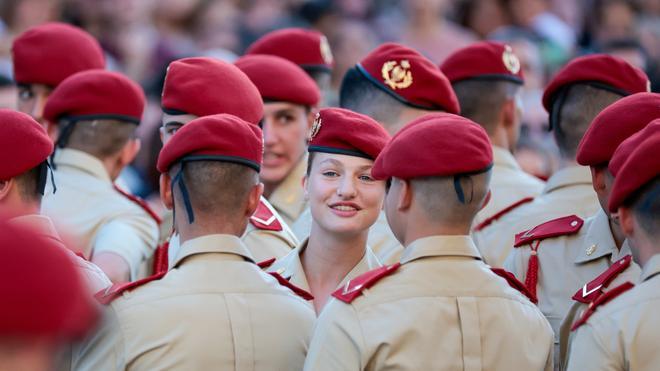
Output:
16 97 35 114
280 123 308 157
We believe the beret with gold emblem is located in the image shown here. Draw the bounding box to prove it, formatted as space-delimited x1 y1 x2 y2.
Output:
578 92 660 166
12 22 105 87
246 28 334 72
372 112 492 180
608 120 660 212
308 107 390 160
0 109 52 180
356 43 460 113
161 57 264 125
235 54 321 107
441 41 524 84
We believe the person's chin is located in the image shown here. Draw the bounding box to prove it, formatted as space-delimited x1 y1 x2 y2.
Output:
260 166 289 185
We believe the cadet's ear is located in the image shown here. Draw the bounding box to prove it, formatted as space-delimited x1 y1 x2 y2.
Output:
245 182 264 217
159 173 174 210
479 190 492 211
0 179 14 202
397 178 413 211
120 138 141 167
617 206 635 237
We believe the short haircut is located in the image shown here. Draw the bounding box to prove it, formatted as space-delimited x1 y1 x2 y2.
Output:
410 171 491 226
13 165 42 203
303 68 331 87
452 79 521 135
65 119 137 159
171 161 259 220
627 176 660 239
553 84 622 159
339 67 406 130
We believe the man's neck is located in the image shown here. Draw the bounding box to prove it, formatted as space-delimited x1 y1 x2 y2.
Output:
403 222 471 247
177 217 244 244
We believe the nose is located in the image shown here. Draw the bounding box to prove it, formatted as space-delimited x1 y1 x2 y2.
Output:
336 176 357 199
31 94 47 124
262 119 277 146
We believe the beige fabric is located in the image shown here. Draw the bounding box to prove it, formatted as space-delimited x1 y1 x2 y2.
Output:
74 234 315 370
472 146 545 266
10 214 112 293
292 210 403 264
166 197 298 267
566 255 660 371
504 209 640 368
268 156 308 226
304 235 554 371
474 166 600 268
267 238 382 294
42 149 159 280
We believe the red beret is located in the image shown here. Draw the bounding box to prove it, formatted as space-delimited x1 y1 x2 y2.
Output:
441 41 524 84
577 93 660 166
308 108 390 160
157 114 263 173
0 109 52 179
235 55 320 107
542 54 649 112
608 120 660 212
0 219 97 339
43 70 145 124
161 57 263 125
372 113 492 180
12 22 105 86
356 43 460 113
246 28 333 71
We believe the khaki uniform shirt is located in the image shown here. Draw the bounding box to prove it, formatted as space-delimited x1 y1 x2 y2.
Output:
292 210 404 264
268 157 308 227
504 209 639 367
74 234 316 370
10 214 111 293
566 255 660 371
42 149 159 280
474 166 600 268
165 197 298 267
304 235 554 371
472 146 545 265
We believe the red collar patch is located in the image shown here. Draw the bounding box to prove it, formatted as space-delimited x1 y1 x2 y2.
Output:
571 281 634 331
257 257 276 269
491 267 538 304
95 271 167 305
250 199 283 231
572 255 632 304
113 185 162 225
332 263 401 303
514 215 583 247
268 271 314 300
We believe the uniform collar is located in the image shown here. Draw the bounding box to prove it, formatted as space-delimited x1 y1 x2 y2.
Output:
172 234 255 268
54 148 112 183
400 235 482 265
492 146 521 171
269 155 308 223
543 166 592 194
640 254 660 283
9 214 62 243
574 209 629 264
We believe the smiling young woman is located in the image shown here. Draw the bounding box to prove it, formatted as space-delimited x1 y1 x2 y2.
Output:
266 108 391 314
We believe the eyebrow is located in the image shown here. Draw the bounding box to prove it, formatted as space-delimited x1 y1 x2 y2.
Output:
318 159 373 172
163 121 185 127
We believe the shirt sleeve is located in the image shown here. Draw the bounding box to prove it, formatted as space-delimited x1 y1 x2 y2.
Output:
566 321 623 371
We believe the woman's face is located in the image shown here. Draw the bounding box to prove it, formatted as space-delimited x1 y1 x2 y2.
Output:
304 152 386 237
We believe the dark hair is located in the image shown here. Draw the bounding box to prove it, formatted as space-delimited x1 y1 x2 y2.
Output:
64 119 137 159
626 176 660 238
14 165 42 203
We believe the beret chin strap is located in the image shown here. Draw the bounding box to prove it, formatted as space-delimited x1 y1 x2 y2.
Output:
36 160 57 195
172 163 195 224
50 119 79 170
453 163 494 204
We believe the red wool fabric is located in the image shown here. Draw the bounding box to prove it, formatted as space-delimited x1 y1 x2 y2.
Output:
43 70 145 124
235 54 321 107
0 109 52 179
308 107 390 160
246 28 333 70
161 57 264 125
372 113 492 180
357 43 460 113
12 22 105 86
441 41 524 84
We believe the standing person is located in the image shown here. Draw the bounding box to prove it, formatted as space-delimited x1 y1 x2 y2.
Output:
157 57 297 267
77 114 315 370
0 219 98 371
41 70 159 283
567 122 660 371
294 42 461 264
304 113 554 370
478 54 650 261
441 41 546 267
0 108 110 292
235 54 320 227
11 22 105 138
266 107 390 314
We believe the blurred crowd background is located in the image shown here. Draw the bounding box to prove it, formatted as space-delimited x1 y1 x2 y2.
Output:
1 0 658 202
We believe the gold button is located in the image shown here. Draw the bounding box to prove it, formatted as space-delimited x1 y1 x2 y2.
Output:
586 244 596 256
571 220 579 227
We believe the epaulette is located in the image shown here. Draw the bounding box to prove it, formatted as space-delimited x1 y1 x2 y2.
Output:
113 185 162 225
571 281 634 331
491 267 537 304
257 257 276 269
95 271 167 305
152 239 170 275
250 199 283 231
473 197 534 232
332 263 401 303
572 255 632 304
268 272 314 301
514 215 583 247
